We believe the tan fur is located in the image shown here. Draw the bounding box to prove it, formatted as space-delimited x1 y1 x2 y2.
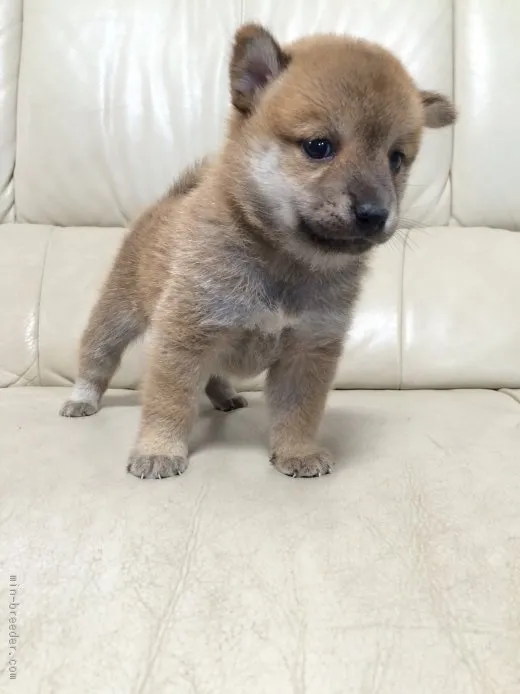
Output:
60 25 455 479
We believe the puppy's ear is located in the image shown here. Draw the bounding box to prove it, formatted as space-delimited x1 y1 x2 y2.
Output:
420 91 457 128
230 24 290 114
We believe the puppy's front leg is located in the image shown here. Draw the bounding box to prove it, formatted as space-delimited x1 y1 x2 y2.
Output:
127 320 215 480
267 339 342 478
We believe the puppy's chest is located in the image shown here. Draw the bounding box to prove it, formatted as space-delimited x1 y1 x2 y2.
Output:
206 274 349 339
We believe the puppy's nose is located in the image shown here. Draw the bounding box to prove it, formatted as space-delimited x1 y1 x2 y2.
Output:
354 202 389 235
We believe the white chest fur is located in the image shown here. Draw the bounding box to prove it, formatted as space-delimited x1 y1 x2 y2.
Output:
251 307 301 335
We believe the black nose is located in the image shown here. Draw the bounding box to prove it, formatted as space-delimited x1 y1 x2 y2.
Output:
354 202 389 234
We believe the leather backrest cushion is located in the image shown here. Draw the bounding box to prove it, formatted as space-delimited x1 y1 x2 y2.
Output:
452 0 520 230
26 224 520 391
15 0 453 228
0 0 22 221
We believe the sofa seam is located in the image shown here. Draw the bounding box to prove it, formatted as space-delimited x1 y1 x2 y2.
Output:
398 229 410 389
35 227 53 386
13 0 26 222
449 0 456 224
497 389 520 408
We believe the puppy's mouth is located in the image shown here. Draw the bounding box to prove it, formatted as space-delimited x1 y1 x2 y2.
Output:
296 217 375 255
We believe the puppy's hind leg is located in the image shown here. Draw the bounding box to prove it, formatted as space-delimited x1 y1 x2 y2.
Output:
60 274 146 417
205 375 248 412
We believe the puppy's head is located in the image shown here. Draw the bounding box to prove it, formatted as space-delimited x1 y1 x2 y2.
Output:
227 24 456 266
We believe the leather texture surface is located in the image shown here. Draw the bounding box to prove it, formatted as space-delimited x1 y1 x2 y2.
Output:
501 389 520 404
0 224 52 387
401 227 520 389
15 0 453 227
0 0 22 221
1 387 520 694
453 0 520 229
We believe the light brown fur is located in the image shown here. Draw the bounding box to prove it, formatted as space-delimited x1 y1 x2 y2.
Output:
60 25 455 479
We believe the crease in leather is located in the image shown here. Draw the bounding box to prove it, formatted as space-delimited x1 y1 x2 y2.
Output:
2 358 37 387
1 1 23 221
450 0 456 222
131 486 207 692
398 229 410 390
403 459 499 691
35 226 53 386
12 0 24 222
498 389 520 407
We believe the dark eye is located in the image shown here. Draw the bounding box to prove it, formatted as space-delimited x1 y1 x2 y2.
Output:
302 138 335 160
389 150 405 173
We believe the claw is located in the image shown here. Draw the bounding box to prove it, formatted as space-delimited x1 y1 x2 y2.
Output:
292 472 297 478
156 473 162 479
140 473 144 480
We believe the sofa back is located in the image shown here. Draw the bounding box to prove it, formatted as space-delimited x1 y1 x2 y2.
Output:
8 0 456 228
2 0 520 390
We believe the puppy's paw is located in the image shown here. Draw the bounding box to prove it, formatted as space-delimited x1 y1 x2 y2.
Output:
60 400 99 417
127 454 188 480
212 394 248 412
270 449 334 478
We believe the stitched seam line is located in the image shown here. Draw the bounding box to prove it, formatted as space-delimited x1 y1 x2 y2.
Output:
36 227 53 385
13 0 26 221
450 0 456 223
398 229 411 389
498 390 520 408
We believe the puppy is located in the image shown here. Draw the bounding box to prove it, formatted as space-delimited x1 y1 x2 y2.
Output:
60 24 455 479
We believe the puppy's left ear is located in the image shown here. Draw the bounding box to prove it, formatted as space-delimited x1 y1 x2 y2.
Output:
230 24 290 114
420 91 457 128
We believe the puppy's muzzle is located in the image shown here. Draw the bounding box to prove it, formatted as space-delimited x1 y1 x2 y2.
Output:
297 216 374 254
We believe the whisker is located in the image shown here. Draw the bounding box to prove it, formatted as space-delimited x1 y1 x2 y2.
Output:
393 228 419 253
404 235 419 253
398 217 430 230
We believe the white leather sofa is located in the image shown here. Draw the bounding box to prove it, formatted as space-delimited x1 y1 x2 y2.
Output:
2 1 520 692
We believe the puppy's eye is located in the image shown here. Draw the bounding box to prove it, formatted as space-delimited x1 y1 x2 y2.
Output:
389 150 405 173
302 138 335 160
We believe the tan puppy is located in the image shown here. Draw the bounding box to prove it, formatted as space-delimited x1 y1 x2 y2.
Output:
60 24 455 479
